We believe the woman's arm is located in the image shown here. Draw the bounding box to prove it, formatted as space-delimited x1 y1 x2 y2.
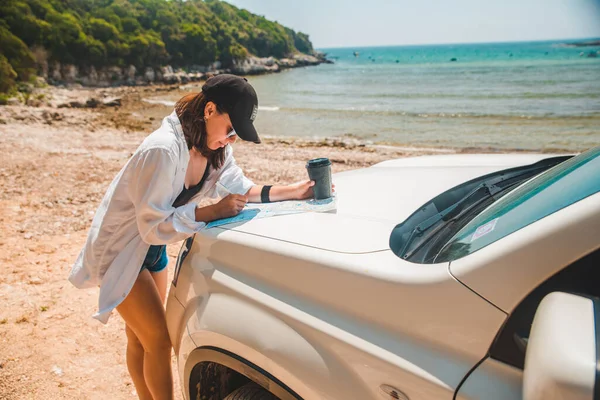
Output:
219 146 331 204
246 180 316 203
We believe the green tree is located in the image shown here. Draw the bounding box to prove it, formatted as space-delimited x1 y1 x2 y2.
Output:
0 53 18 93
88 17 119 43
0 25 36 82
286 29 313 54
121 17 142 34
175 24 218 66
44 11 86 64
91 8 124 31
126 32 168 68
0 0 50 47
84 36 108 66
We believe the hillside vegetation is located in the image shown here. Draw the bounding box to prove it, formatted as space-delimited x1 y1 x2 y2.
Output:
0 0 315 93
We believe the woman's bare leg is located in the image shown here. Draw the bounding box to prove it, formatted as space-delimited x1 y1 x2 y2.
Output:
125 325 153 400
117 269 173 400
122 268 169 399
150 268 168 304
122 267 169 399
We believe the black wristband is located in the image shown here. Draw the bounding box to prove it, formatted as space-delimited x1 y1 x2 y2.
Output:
261 185 272 203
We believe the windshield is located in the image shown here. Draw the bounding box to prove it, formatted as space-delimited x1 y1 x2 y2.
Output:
389 155 570 264
435 146 600 263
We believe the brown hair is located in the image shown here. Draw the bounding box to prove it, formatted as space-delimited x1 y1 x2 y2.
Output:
174 92 226 170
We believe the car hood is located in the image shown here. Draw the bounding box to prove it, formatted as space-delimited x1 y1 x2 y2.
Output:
214 153 558 253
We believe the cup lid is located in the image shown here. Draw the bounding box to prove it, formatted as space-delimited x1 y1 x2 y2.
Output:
306 158 331 168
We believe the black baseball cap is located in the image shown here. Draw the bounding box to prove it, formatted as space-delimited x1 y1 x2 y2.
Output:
202 74 261 144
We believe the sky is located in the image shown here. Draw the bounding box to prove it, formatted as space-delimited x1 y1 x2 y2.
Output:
225 0 600 48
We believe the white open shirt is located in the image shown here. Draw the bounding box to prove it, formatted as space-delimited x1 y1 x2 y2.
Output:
68 111 254 323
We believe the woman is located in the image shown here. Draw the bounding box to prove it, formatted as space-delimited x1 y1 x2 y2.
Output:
69 74 319 399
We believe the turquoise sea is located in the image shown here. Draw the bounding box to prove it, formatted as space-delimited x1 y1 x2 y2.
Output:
153 39 600 152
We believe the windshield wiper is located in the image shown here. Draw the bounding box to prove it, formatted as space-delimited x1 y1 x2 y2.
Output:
401 180 524 260
396 164 557 260
397 183 489 255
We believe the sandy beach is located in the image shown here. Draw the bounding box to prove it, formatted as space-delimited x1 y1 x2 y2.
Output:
0 84 449 399
1 0 597 396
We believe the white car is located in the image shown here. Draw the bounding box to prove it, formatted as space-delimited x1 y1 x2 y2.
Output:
166 147 600 400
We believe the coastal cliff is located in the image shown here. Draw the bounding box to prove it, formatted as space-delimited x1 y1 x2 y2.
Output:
0 0 331 93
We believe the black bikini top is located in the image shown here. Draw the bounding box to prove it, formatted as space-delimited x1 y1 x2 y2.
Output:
172 165 211 208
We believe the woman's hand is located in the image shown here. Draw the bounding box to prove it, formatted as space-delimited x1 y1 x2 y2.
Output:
213 194 247 219
287 180 335 200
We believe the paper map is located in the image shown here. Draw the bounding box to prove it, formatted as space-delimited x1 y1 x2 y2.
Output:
206 196 337 228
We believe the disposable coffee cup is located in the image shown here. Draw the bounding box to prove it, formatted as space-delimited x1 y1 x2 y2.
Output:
306 158 332 200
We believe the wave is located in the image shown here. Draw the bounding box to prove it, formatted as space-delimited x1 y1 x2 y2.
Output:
361 92 600 100
288 91 600 100
142 99 281 111
277 106 600 120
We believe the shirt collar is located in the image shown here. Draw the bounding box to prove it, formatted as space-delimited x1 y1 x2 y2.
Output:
167 111 186 142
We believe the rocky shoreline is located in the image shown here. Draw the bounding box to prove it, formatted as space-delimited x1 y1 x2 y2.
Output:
38 52 332 88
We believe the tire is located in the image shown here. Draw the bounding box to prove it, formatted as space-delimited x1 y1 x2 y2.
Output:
223 382 280 400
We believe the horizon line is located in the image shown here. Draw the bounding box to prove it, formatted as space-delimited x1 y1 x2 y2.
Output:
315 36 600 50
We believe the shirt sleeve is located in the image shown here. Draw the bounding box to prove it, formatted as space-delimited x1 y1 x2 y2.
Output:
127 148 205 245
217 146 255 195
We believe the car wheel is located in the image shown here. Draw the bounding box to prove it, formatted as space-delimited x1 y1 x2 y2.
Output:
223 382 280 400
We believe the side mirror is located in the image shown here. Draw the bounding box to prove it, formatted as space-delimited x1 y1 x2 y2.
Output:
523 292 598 400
